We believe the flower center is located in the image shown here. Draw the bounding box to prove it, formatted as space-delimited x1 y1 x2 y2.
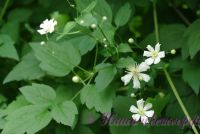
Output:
151 51 158 59
138 108 145 116
130 67 139 75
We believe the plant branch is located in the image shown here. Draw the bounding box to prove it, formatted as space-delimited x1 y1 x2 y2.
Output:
153 1 159 43
170 2 191 26
163 67 199 134
0 0 10 22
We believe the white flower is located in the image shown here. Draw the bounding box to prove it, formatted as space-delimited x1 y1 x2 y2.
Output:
143 43 165 65
130 99 154 124
121 62 150 89
37 19 57 35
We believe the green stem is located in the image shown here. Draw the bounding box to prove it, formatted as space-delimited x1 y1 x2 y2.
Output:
97 24 119 59
153 2 198 133
93 44 98 67
71 89 82 101
153 1 159 43
45 34 49 41
163 67 199 134
0 0 10 22
171 2 191 26
76 66 91 74
72 70 86 86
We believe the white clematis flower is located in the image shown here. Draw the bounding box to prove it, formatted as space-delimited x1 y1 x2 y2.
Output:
143 43 165 65
37 19 57 35
130 99 154 124
121 62 150 89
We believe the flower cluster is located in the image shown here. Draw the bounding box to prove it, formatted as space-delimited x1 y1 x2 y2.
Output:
37 17 166 126
121 42 166 124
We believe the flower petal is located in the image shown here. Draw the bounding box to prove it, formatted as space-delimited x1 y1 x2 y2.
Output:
37 29 46 35
154 57 160 64
132 114 141 121
145 58 154 65
146 45 154 52
155 43 161 52
129 105 138 113
121 73 132 85
141 116 149 124
144 103 152 111
138 62 150 72
137 99 144 110
145 110 154 117
139 73 150 82
133 76 140 89
143 51 151 57
158 51 165 58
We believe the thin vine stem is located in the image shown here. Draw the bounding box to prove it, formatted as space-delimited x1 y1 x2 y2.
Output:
170 2 191 26
152 1 199 133
0 0 10 22
153 1 159 43
93 43 98 67
163 68 199 134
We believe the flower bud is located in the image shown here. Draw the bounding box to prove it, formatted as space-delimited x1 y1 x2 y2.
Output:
72 76 80 83
90 24 96 29
104 44 108 48
170 49 176 55
40 41 45 45
80 20 84 24
158 92 165 97
102 16 107 21
130 93 136 97
128 38 134 44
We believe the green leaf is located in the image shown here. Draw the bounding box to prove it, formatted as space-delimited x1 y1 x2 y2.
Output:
146 94 170 117
140 24 186 51
0 21 20 42
94 0 112 21
80 84 115 113
8 8 32 22
30 41 81 77
0 96 29 117
69 35 96 55
116 57 135 68
19 83 56 105
56 125 94 134
82 0 97 13
93 22 116 45
75 0 112 21
182 62 200 94
187 32 200 58
117 43 132 53
114 3 132 27
51 101 78 127
2 105 52 134
113 96 135 118
80 109 100 125
95 64 117 91
0 34 19 60
183 19 200 58
75 13 97 27
57 21 76 40
51 11 70 32
3 52 45 84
